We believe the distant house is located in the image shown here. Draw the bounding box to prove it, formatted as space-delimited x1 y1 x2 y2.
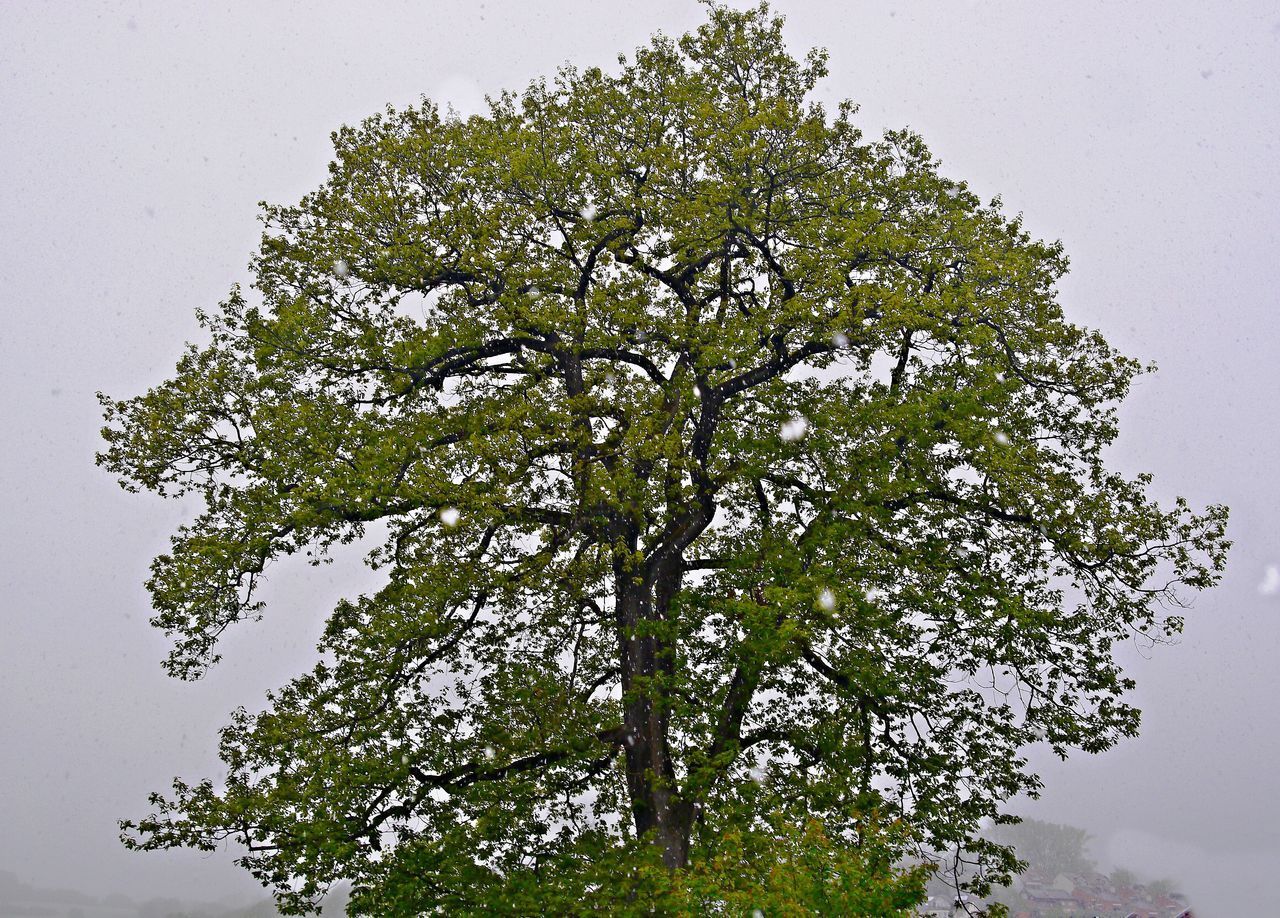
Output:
919 895 952 917
1023 885 1080 913
982 864 1196 917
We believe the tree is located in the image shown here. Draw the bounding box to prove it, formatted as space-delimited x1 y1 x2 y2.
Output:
98 3 1228 913
987 818 1094 877
1109 867 1138 889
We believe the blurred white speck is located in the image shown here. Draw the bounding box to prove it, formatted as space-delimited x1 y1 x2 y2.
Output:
482 745 495 761
581 203 597 220
780 415 808 442
528 285 542 300
832 331 850 348
623 731 637 748
752 910 765 918
993 430 1011 446
1259 565 1280 596
727 358 737 369
333 258 350 279
866 588 886 602
818 588 836 611
692 384 701 397
440 507 460 527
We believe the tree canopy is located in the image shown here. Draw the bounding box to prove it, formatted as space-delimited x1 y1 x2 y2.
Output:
98 3 1229 913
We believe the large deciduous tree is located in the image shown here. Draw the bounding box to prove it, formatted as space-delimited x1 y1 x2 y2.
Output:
98 4 1228 913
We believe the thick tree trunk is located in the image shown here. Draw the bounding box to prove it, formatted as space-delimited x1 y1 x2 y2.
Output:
616 561 693 869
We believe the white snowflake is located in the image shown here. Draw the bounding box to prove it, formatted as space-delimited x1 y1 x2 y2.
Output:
333 258 350 279
581 203 597 220
818 588 836 611
993 430 1011 447
1259 564 1280 596
528 286 542 300
440 507 461 527
866 588 886 602
780 415 809 442
831 331 850 348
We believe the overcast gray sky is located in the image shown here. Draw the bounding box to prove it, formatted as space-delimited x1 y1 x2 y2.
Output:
2 0 1277 913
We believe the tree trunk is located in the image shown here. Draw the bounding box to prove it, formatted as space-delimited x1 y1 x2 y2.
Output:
616 561 693 869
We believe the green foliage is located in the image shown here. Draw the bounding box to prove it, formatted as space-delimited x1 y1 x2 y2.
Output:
98 2 1229 913
348 816 930 916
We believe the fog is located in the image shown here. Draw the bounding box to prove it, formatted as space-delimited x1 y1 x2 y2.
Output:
2 0 1276 913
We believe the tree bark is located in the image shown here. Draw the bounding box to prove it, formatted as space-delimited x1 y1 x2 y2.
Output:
615 555 694 869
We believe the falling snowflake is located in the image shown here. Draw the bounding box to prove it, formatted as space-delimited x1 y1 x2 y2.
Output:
528 285 542 300
780 415 808 442
333 258 350 279
832 331 850 349
726 358 737 369
623 731 638 749
866 588 886 602
818 588 836 611
1259 565 1280 596
581 203 597 220
440 507 461 527
482 745 496 761
993 430 1011 446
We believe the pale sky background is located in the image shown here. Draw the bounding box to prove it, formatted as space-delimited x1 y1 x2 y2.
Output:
1 1 1277 914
